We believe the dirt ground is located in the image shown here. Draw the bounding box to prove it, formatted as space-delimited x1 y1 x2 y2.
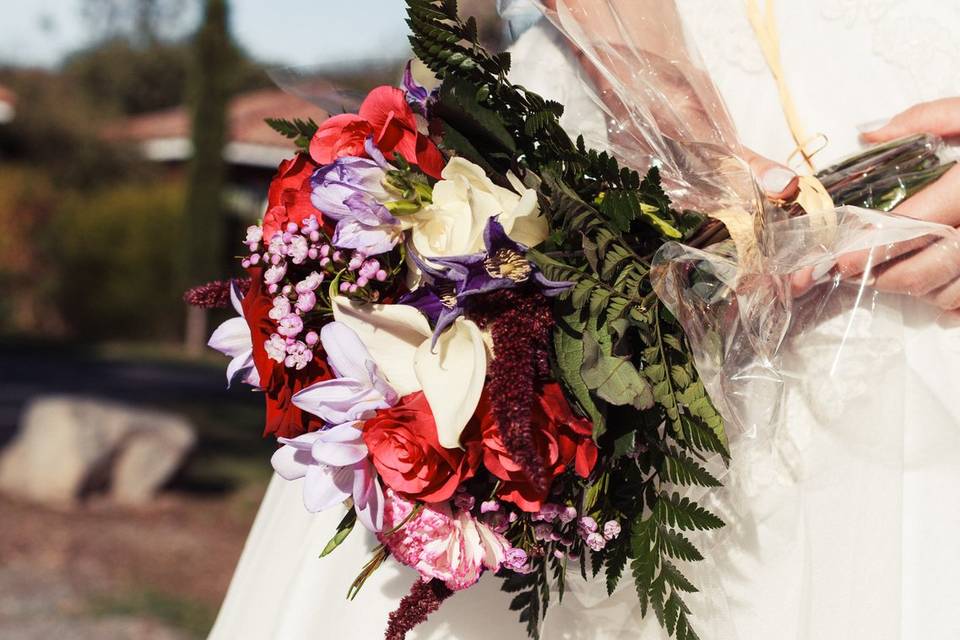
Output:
0 486 265 639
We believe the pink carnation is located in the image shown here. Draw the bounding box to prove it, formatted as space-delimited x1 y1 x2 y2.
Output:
378 490 515 591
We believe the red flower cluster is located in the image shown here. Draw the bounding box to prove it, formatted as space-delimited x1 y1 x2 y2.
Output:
479 383 598 512
363 392 482 503
309 86 444 178
241 267 332 439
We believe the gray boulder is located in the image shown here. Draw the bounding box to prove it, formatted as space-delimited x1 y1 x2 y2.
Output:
0 395 195 505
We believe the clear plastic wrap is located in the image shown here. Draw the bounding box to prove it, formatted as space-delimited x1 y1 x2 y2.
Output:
513 1 960 638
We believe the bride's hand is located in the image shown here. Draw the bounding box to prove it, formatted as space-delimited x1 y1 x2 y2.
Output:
834 98 960 309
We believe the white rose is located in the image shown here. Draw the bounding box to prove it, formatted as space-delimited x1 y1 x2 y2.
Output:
408 157 548 258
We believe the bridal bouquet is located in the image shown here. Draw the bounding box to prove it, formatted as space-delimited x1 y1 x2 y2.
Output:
188 1 958 639
193 2 725 638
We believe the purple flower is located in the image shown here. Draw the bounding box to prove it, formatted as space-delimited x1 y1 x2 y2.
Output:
401 218 571 346
503 548 529 571
402 60 437 116
311 140 400 257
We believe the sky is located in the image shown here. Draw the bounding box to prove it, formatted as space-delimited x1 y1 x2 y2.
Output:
0 0 414 68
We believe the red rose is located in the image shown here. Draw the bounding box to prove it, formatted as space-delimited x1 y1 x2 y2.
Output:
308 86 445 179
363 392 482 503
241 266 332 438
262 152 322 241
479 383 598 512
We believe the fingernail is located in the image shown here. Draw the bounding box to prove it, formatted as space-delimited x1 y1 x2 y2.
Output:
862 275 876 287
857 118 889 134
761 167 796 194
811 260 836 281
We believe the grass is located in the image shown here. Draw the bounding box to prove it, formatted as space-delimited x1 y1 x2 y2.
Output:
87 589 218 638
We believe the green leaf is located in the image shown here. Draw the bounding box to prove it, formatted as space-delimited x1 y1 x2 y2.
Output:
320 508 357 557
581 325 654 412
661 559 699 594
436 78 517 155
553 309 606 437
664 449 722 488
655 493 724 532
605 538 629 596
657 527 703 562
629 517 657 617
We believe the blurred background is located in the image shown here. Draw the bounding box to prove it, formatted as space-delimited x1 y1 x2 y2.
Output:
0 1 516 638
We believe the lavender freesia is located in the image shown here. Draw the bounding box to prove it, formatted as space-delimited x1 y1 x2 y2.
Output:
311 139 400 256
292 322 399 425
271 422 384 532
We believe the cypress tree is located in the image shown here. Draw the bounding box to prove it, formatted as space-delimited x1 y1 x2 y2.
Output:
183 0 235 352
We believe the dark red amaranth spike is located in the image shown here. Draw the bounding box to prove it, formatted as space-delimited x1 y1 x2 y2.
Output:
384 579 454 640
471 290 555 490
183 278 251 309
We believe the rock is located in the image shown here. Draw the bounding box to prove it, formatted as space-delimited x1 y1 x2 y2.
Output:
0 395 195 505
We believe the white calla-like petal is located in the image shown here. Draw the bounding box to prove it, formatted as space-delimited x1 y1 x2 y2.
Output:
332 297 430 396
414 318 487 449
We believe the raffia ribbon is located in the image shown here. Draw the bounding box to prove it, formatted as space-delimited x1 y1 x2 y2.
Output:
704 0 839 272
745 0 826 174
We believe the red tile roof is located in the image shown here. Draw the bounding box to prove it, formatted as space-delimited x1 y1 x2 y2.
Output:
106 88 326 148
0 84 15 106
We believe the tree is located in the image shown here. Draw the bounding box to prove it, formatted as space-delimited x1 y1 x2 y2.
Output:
182 0 237 353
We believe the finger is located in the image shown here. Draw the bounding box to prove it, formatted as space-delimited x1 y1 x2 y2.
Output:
790 267 816 297
895 163 960 227
740 147 798 200
871 239 960 297
835 235 935 278
926 277 960 311
836 164 960 276
860 98 960 143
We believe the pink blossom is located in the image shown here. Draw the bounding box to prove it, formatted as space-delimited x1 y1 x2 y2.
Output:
288 235 309 264
284 341 312 370
578 516 598 534
480 500 500 514
264 263 287 285
558 506 578 524
586 532 606 552
296 271 324 293
603 520 622 540
295 290 317 313
264 334 287 364
379 490 515 591
277 313 304 338
268 296 291 321
245 225 263 246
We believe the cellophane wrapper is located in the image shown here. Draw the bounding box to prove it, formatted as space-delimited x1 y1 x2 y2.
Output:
516 1 960 638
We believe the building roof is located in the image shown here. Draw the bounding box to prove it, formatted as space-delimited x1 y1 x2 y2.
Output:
0 84 15 124
106 88 326 168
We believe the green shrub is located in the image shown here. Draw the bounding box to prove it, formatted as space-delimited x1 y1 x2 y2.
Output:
51 179 189 340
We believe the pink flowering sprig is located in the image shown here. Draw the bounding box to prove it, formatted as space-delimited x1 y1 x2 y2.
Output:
243 214 405 371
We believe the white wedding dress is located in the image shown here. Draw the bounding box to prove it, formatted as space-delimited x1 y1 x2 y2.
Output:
208 3 960 639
